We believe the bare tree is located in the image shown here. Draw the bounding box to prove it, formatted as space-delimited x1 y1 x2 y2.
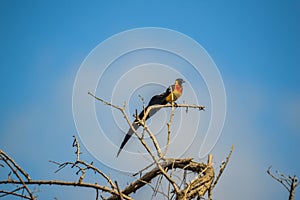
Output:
0 92 233 199
267 166 299 200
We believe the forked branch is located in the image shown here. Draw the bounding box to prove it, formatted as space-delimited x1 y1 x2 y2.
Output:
88 92 207 196
0 92 232 200
267 166 299 200
0 139 131 200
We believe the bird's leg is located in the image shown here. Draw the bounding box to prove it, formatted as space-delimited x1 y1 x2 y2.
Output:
174 102 178 107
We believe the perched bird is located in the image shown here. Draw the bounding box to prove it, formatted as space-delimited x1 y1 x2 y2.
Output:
117 78 185 157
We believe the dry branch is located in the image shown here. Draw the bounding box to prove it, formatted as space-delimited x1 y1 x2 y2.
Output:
49 136 116 190
89 92 162 161
108 158 204 199
0 92 232 200
0 140 232 200
267 166 299 200
89 92 207 197
176 155 214 200
0 150 31 181
0 189 31 199
0 180 132 200
0 150 35 199
0 145 132 200
212 145 234 189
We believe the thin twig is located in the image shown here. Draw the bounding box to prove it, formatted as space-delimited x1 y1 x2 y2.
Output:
142 104 205 123
49 137 116 190
88 92 122 110
0 186 26 198
138 179 169 199
267 167 299 200
152 174 163 198
0 180 132 200
142 125 163 158
211 145 234 189
0 189 31 199
89 92 179 191
164 104 175 156
267 166 290 191
89 92 209 198
0 150 31 181
133 161 156 177
95 188 99 200
72 135 81 161
0 153 35 199
115 181 124 200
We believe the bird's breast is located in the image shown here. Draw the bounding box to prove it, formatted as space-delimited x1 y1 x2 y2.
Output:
165 91 182 102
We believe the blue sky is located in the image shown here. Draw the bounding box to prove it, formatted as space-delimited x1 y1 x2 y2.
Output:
0 1 299 199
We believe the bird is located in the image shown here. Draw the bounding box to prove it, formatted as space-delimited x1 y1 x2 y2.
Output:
116 78 185 157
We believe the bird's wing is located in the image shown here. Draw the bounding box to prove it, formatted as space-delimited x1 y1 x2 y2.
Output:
137 89 171 120
148 90 170 106
116 86 173 157
167 84 175 93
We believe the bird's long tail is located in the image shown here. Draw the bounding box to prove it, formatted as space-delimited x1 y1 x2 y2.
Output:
116 122 140 157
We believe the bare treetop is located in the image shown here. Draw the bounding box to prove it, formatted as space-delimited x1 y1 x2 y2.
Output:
0 92 232 200
267 166 299 200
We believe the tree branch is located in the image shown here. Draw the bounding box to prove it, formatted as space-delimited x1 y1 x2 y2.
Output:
177 155 214 200
211 145 234 190
0 189 31 199
107 158 206 200
0 180 132 200
0 150 31 181
0 91 233 200
0 151 35 199
267 166 299 200
267 166 290 191
88 92 207 196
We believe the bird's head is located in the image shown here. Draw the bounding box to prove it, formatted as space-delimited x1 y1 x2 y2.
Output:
175 78 185 86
